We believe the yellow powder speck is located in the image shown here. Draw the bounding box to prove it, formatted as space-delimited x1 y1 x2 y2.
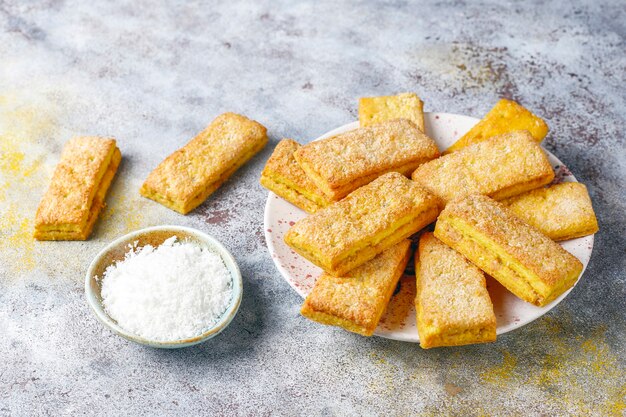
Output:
609 385 626 416
98 189 147 237
369 351 387 365
477 314 626 415
0 203 35 270
480 350 517 384
0 181 9 201
0 149 25 174
0 93 60 272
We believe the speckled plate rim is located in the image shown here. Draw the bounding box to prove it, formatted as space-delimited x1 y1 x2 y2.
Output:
264 112 595 343
85 225 243 349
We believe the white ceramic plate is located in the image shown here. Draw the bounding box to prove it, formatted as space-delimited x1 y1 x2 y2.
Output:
264 113 594 342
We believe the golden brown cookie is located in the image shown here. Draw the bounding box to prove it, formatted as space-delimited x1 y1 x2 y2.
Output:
358 92 425 132
35 137 121 241
260 139 331 213
445 98 548 153
301 240 411 336
285 172 442 276
140 112 267 214
294 119 439 201
434 194 583 307
412 130 554 204
415 233 496 348
501 182 599 241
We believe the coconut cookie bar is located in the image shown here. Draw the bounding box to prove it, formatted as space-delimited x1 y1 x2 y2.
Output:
415 233 496 348
294 119 439 201
141 112 267 214
445 98 548 154
501 182 599 241
434 194 583 307
412 130 554 204
301 240 411 336
358 92 425 132
34 137 121 241
260 139 331 213
285 172 442 276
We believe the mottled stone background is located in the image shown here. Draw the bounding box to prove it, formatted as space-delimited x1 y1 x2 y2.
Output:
0 0 624 415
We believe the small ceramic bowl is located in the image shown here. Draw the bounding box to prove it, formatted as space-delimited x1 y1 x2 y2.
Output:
85 225 243 348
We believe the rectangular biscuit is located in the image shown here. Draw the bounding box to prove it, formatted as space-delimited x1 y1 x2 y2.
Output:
285 172 442 276
294 119 439 201
34 137 121 241
260 139 331 213
412 130 554 204
501 182 599 241
445 98 548 154
434 194 583 307
140 112 267 214
415 233 496 348
358 92 425 132
301 240 411 336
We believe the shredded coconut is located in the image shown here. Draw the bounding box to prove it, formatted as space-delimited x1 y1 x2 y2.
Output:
98 236 233 341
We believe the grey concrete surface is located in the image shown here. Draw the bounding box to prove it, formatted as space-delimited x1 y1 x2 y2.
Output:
0 0 624 415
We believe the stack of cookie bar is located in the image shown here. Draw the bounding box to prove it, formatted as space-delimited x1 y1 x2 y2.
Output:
260 94 598 349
